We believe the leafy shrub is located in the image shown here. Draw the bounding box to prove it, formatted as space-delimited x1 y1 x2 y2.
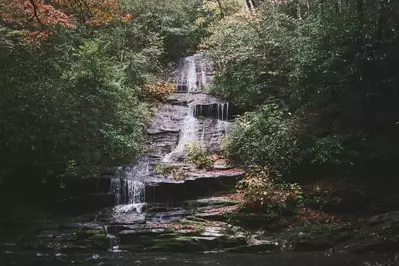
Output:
154 164 188 180
220 136 233 159
142 82 175 101
237 166 304 214
0 34 149 186
185 142 213 170
227 104 301 177
305 135 347 165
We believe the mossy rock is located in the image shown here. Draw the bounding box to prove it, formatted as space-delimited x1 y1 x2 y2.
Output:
279 223 354 251
148 236 208 252
225 213 280 229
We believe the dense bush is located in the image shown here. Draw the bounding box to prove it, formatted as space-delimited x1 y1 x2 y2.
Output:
205 7 295 110
143 82 176 101
237 166 304 214
185 142 213 170
228 104 301 176
0 30 148 184
122 0 214 63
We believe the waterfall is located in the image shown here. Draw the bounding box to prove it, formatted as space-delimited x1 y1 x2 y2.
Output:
175 54 211 93
110 160 148 213
163 104 200 162
110 178 121 205
217 103 230 122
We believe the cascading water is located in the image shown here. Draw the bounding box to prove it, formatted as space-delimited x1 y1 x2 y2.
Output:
110 159 149 214
108 161 150 251
163 104 200 162
175 54 211 93
217 102 231 134
217 102 229 122
163 54 233 162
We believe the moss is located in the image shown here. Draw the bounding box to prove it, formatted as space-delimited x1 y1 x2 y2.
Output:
154 164 188 180
278 223 355 251
148 236 207 252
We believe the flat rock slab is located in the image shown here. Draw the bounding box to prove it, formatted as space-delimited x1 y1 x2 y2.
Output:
188 169 244 179
116 218 248 252
213 159 234 170
148 104 187 134
145 169 244 203
166 93 223 106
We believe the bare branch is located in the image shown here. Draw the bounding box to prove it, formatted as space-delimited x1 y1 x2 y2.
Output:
29 0 46 30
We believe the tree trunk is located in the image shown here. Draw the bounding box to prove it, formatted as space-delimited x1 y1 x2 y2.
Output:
357 0 364 26
377 0 387 41
216 0 224 18
297 0 302 20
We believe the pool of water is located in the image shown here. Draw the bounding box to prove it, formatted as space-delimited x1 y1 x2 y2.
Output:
0 249 395 266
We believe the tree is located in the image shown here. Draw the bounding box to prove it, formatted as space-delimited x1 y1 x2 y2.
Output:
0 0 124 44
207 0 399 178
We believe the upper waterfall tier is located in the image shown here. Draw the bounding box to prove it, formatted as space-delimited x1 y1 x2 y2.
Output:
175 53 213 93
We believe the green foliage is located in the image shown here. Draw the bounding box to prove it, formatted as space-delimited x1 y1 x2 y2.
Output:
0 28 148 183
220 136 233 159
185 142 213 170
154 164 188 180
207 0 399 179
205 7 295 109
237 166 303 214
121 0 214 62
227 104 301 176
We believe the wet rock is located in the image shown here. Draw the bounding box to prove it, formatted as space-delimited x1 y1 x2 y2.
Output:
166 93 221 106
116 218 247 252
145 169 244 203
17 225 109 252
335 210 399 254
185 196 239 208
59 176 112 198
337 236 399 254
213 159 233 170
278 224 355 252
55 193 115 215
366 210 399 226
148 104 187 134
192 103 233 121
148 132 179 157
225 213 281 230
223 241 279 253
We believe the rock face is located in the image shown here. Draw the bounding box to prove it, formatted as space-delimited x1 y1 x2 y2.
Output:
154 93 232 157
97 84 246 250
51 54 249 253
334 211 399 254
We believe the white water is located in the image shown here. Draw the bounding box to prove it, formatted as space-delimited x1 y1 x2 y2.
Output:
217 103 229 122
164 54 232 162
175 54 211 92
110 160 149 214
163 104 200 162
